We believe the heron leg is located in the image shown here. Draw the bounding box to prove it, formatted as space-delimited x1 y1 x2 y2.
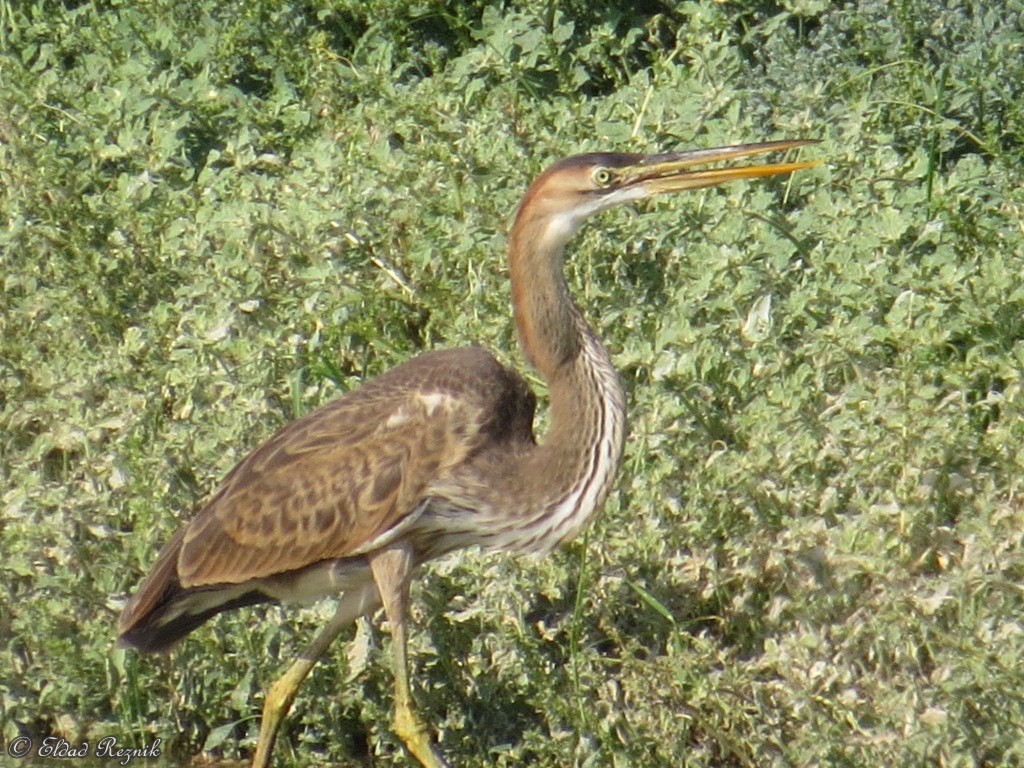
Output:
251 582 380 768
369 544 452 768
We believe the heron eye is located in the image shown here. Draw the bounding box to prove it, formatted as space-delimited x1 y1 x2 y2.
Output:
592 167 614 187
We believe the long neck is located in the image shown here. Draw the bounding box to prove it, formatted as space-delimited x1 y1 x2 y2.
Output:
505 211 628 550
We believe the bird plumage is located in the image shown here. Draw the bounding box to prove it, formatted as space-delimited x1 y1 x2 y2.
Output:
117 141 817 768
118 346 538 652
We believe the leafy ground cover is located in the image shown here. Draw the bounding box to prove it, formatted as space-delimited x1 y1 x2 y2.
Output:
2 1 1023 765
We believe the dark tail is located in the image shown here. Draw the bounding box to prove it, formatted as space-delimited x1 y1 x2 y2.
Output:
117 526 267 653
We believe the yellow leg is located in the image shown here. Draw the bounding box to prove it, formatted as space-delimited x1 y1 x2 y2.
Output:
370 545 452 768
251 583 379 768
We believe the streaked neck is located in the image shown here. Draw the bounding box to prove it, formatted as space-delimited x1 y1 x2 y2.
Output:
507 211 627 551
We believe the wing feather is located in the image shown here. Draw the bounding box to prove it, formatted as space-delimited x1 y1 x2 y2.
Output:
173 347 522 587
118 346 537 650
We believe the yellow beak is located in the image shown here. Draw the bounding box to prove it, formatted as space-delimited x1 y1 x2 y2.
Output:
632 139 819 194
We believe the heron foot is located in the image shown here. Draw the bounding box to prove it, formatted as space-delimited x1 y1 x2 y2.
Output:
394 701 452 768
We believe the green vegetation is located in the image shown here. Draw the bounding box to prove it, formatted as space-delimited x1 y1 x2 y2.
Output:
3 0 1023 765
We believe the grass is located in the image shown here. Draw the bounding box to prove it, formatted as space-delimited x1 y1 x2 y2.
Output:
2 0 1023 766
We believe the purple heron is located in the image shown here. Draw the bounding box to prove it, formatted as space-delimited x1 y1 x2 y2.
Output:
118 139 817 767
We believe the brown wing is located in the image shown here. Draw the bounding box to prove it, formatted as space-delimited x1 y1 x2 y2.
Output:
179 346 527 586
118 346 536 650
